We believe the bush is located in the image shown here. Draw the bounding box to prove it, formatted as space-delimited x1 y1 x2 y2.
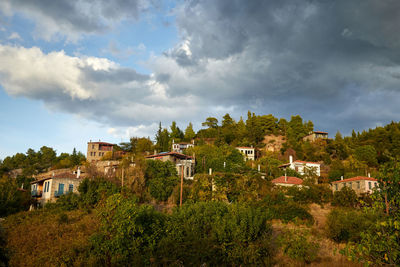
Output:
157 202 274 266
332 186 358 207
287 184 332 205
259 192 314 224
91 194 164 266
326 208 377 243
279 229 319 263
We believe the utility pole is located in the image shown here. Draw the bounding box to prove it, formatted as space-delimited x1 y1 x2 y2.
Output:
180 164 184 207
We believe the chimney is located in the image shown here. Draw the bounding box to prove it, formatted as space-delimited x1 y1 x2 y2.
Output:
284 169 287 182
76 167 81 178
52 172 55 177
209 168 212 175
258 164 261 172
341 176 343 180
154 149 157 155
289 155 293 164
172 139 175 144
368 173 370 178
192 139 195 144
21 183 24 190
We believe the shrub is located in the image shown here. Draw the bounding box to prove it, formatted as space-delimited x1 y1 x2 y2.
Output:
156 202 274 266
287 184 332 205
279 229 319 263
91 194 164 266
326 208 377 243
332 186 358 207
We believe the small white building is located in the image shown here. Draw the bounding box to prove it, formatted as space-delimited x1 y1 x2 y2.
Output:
172 140 195 153
279 156 321 176
236 147 255 161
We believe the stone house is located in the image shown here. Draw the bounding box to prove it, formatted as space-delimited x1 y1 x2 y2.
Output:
145 152 195 179
303 131 329 142
87 141 115 162
331 176 379 195
30 171 83 206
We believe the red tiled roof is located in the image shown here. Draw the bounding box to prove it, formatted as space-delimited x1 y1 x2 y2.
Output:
146 151 193 160
331 176 377 184
314 131 328 134
271 176 303 185
236 147 254 149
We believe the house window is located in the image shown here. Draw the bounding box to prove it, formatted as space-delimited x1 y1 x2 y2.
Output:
349 182 352 189
69 184 73 192
58 183 65 194
374 182 377 188
93 152 96 156
92 145 94 149
368 182 372 190
335 184 338 191
186 167 189 177
357 181 360 189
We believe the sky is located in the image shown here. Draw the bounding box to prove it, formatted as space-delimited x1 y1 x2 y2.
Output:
1 0 400 159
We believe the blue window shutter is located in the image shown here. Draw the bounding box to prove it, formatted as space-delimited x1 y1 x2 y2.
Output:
58 183 64 194
69 184 73 192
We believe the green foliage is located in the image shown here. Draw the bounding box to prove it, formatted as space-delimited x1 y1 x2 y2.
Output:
355 145 378 167
326 208 377 243
145 160 179 202
202 117 219 129
119 137 153 154
78 178 120 208
155 122 170 152
184 122 196 141
279 229 319 263
332 186 358 207
342 218 400 265
259 192 314 224
157 202 274 266
91 194 163 266
287 184 332 205
188 144 245 173
0 177 31 216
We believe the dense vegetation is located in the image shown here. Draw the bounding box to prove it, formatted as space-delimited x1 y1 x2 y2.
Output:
1 112 400 265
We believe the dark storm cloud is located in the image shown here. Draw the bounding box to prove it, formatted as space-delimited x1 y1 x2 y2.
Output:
158 0 400 134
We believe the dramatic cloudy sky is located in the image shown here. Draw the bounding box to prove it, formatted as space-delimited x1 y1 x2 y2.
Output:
1 0 400 158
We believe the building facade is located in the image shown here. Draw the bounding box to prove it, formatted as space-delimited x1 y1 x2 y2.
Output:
87 141 115 162
331 176 379 195
31 172 83 206
279 156 321 176
172 140 195 153
146 152 195 179
303 131 329 142
236 147 255 161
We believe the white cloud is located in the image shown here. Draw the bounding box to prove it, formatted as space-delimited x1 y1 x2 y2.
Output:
7 32 22 40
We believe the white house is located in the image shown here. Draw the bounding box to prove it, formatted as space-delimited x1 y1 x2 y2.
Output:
279 156 321 176
172 140 195 153
236 147 255 161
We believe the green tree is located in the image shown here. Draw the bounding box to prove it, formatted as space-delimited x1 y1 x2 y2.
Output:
202 117 219 129
184 122 196 141
355 145 378 167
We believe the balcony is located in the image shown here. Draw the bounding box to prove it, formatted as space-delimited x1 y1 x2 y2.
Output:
31 190 42 197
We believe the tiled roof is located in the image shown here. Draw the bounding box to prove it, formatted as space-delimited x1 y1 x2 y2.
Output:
314 131 328 134
146 151 193 160
31 172 79 184
236 147 254 149
331 176 377 184
271 176 303 185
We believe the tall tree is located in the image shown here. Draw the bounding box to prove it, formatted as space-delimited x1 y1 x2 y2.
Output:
184 122 196 141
